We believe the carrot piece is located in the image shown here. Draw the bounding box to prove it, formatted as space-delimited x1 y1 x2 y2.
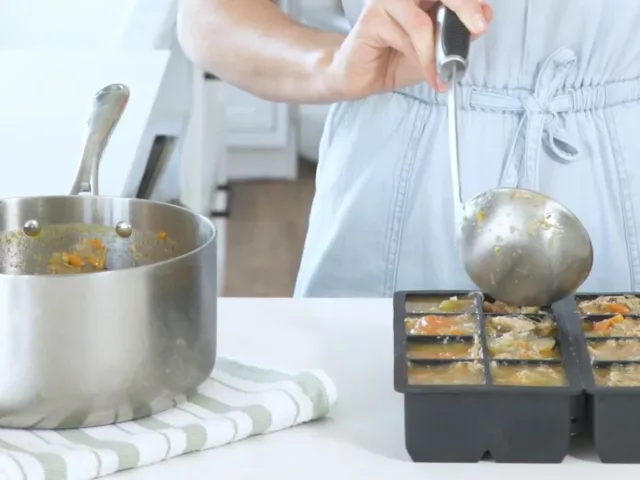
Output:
423 315 469 335
604 303 630 314
609 314 624 324
66 254 84 267
448 328 466 335
592 320 612 333
86 238 105 250
158 231 167 240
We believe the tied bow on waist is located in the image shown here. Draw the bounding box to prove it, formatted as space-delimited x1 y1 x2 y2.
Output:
469 47 581 190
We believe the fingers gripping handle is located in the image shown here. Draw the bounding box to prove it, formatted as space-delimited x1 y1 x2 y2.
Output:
436 6 471 84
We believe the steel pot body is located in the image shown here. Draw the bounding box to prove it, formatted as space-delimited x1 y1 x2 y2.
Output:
0 84 218 428
0 195 217 428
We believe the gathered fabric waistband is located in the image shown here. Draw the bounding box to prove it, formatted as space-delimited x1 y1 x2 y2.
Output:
393 47 640 192
397 73 640 114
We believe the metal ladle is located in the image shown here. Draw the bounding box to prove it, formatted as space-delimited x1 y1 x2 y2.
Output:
436 6 594 307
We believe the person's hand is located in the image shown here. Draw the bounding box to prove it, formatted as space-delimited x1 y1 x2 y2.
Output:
326 0 493 101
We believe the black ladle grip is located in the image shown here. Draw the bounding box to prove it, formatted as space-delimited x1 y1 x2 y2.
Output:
436 6 471 82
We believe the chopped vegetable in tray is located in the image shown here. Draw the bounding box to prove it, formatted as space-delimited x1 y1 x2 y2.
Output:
483 300 542 314
485 315 556 336
408 361 485 385
579 295 640 315
594 364 640 387
407 341 482 360
490 363 566 387
405 295 476 314
405 314 477 336
588 339 640 361
583 314 640 337
487 333 560 360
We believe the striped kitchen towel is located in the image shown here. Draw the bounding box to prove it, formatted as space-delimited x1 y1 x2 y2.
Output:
0 357 337 480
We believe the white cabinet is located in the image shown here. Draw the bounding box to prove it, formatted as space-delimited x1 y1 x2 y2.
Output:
297 8 350 162
224 86 289 148
222 0 299 181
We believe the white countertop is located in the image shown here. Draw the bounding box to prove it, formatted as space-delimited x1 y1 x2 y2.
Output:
112 299 640 479
0 50 170 199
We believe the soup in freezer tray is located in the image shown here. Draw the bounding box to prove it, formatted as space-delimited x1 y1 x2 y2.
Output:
405 314 477 336
487 333 560 360
583 314 640 337
405 295 476 314
490 363 567 387
578 295 640 315
588 339 640 361
407 341 481 360
485 315 556 337
407 361 485 386
483 300 542 314
594 364 640 387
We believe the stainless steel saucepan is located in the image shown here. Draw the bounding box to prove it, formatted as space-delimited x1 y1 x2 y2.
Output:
0 84 217 429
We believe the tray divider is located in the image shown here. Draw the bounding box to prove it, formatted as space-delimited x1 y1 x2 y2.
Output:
474 292 493 385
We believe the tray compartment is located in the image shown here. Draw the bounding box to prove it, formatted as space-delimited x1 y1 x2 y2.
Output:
405 313 478 336
576 293 640 316
485 313 560 361
403 388 493 462
587 338 640 362
407 359 486 386
394 291 581 464
405 293 478 314
482 294 551 315
487 335 561 361
484 314 557 337
582 314 640 338
490 360 566 386
406 336 481 360
587 360 640 463
574 292 640 463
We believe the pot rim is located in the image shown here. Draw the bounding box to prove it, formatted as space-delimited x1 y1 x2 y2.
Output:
0 195 217 279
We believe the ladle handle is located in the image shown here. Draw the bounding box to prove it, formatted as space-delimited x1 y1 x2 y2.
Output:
436 6 471 83
69 84 130 196
436 6 471 217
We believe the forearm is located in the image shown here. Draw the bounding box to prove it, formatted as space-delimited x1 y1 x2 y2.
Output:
177 0 346 103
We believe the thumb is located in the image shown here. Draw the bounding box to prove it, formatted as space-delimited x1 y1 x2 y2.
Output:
420 0 492 35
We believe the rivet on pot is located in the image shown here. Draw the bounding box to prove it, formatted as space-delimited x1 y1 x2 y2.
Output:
115 221 133 238
23 219 41 237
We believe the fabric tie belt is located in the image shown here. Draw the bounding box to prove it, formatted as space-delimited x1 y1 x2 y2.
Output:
468 47 581 190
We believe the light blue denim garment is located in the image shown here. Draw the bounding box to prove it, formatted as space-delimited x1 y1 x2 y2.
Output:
295 0 640 297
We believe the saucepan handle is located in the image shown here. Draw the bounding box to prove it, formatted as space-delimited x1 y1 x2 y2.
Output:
69 84 130 196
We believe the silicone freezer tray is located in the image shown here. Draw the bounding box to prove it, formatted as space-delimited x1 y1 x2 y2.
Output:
393 290 640 464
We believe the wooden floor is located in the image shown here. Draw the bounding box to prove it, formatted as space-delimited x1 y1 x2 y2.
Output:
223 159 317 297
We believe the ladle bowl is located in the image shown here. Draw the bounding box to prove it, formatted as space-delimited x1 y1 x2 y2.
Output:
458 187 594 307
436 6 593 307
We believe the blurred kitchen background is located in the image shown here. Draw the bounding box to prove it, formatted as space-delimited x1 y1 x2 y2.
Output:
218 0 349 297
2 0 349 297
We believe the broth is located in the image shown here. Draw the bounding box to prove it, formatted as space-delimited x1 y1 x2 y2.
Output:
583 315 640 337
594 364 640 387
485 315 556 337
405 314 477 336
407 362 485 386
490 363 566 387
407 341 481 360
487 334 559 360
579 295 640 315
405 295 476 314
588 340 640 361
